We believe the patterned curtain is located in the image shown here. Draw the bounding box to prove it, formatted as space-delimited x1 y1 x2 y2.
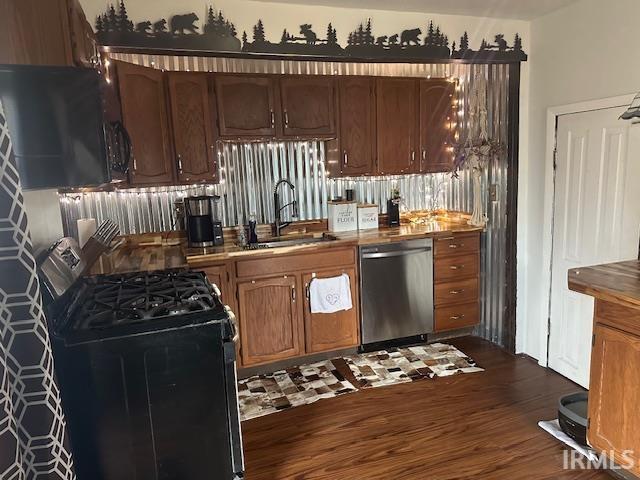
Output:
0 101 75 478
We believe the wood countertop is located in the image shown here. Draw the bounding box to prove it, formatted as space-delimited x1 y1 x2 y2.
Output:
89 218 482 275
568 260 640 310
186 220 482 266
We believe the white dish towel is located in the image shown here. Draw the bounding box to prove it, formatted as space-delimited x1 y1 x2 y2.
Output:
309 273 353 314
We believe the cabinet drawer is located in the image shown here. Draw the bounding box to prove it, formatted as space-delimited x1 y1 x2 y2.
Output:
434 277 478 306
435 302 479 332
434 253 479 283
434 233 480 257
236 248 356 278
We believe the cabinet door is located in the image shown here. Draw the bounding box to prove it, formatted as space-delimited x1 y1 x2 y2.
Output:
302 269 359 354
237 276 303 366
419 79 456 173
68 0 97 67
588 324 640 475
280 77 336 137
117 61 175 185
168 73 217 183
376 78 418 175
0 0 74 66
202 264 230 303
338 77 376 176
215 75 276 137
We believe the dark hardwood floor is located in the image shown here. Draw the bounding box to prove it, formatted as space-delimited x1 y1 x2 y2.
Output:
242 336 611 479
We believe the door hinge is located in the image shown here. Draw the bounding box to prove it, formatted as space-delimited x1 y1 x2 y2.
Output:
592 333 596 347
553 146 558 171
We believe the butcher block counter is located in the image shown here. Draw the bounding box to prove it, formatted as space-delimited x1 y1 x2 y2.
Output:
90 215 482 274
568 259 640 475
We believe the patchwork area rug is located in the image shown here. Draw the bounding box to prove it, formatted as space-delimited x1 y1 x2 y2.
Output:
238 360 356 421
344 342 483 388
238 343 483 421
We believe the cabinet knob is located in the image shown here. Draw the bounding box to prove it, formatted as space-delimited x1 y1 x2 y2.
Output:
270 110 275 129
450 314 466 321
449 289 465 295
284 111 289 126
411 151 415 163
291 286 296 302
422 150 427 161
132 158 137 171
343 151 348 165
449 265 465 270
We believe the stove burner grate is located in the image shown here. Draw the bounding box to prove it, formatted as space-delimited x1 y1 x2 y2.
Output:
72 270 219 331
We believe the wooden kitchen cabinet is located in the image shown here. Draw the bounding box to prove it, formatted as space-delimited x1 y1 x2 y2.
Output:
280 76 337 137
588 322 640 467
168 73 217 183
419 79 457 173
116 61 175 185
302 268 359 354
215 75 277 137
0 0 96 67
337 77 376 176
237 276 304 366
433 232 481 332
376 78 419 175
201 264 231 303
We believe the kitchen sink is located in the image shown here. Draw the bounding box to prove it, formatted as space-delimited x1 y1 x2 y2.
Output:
243 233 337 250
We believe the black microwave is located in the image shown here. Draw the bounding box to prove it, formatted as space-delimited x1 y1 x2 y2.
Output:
0 65 130 189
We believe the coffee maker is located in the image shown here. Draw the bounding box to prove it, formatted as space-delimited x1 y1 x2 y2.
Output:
184 196 224 247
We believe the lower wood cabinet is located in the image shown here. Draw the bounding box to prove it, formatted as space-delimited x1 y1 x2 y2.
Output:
201 264 230 302
433 232 481 332
588 315 640 475
228 247 359 367
237 276 304 367
302 268 359 354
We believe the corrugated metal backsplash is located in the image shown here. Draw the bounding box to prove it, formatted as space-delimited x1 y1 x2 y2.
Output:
59 58 510 347
59 147 472 235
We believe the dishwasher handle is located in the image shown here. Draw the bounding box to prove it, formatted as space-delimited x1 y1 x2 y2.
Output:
362 247 432 259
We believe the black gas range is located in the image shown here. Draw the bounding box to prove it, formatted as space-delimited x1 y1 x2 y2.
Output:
40 238 244 480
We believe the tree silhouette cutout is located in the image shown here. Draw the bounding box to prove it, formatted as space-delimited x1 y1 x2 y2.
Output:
118 0 133 32
364 19 374 45
513 33 522 51
460 32 469 51
242 31 248 47
107 5 117 32
327 23 337 45
253 20 266 43
96 15 104 34
281 29 290 44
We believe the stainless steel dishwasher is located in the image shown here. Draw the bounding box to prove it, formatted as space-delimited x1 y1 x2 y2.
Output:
359 238 434 345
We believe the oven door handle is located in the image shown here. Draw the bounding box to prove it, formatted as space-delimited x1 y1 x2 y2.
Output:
225 306 240 343
223 341 244 475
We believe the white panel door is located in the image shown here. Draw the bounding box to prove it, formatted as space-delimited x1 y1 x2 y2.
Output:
548 107 640 387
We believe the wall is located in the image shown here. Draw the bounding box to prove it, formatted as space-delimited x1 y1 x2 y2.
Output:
81 0 529 52
518 0 640 361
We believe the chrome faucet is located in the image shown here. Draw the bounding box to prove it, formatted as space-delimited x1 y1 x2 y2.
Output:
273 179 298 237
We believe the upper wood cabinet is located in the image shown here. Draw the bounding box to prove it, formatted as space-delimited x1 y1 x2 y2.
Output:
280 77 337 137
588 322 640 475
302 268 359 354
419 79 456 173
215 75 277 137
337 77 376 176
237 276 303 366
168 73 217 183
117 61 175 185
0 0 96 67
376 78 419 175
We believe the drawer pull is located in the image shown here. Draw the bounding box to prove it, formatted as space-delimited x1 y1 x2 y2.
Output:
450 314 466 321
449 265 465 270
449 289 465 295
449 243 463 249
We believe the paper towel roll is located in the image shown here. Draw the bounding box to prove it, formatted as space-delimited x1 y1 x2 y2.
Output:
77 218 97 248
